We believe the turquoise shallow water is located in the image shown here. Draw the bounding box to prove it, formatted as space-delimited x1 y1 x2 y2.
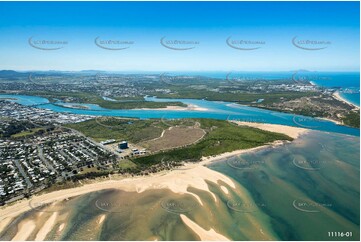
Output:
208 131 360 240
0 94 359 136
340 92 360 107
0 131 358 241
307 72 360 107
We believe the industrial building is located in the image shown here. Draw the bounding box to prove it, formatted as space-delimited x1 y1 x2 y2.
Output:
118 141 128 149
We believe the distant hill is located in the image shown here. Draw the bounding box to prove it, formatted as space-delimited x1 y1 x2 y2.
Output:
0 70 29 79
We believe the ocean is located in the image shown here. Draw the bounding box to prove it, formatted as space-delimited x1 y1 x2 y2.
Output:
0 131 358 240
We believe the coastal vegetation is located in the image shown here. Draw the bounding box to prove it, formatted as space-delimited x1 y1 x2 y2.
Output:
3 70 359 129
152 90 314 105
342 111 360 128
23 91 186 109
251 94 360 128
18 88 361 129
65 118 166 142
0 119 39 138
133 119 292 167
10 127 46 138
66 118 292 174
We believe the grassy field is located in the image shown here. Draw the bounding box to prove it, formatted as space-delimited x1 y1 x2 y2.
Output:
65 118 166 143
66 117 292 169
11 127 46 138
139 126 206 152
115 159 137 169
133 119 293 166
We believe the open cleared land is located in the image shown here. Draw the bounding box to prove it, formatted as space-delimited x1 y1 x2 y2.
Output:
139 125 206 152
133 119 293 167
67 117 293 172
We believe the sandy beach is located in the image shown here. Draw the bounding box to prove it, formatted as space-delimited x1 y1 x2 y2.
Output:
333 91 360 110
0 122 309 240
0 164 237 240
230 120 309 139
318 117 343 125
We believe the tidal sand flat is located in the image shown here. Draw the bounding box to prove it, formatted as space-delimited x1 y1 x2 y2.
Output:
0 129 359 241
209 131 360 240
0 167 278 240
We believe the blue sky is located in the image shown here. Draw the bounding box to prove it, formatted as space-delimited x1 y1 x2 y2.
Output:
0 1 359 72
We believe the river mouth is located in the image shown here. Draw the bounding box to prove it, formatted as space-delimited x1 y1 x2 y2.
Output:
0 94 359 137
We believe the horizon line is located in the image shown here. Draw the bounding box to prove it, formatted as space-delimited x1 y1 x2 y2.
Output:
2 69 360 73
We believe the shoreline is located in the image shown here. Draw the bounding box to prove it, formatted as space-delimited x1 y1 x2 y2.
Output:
333 91 360 110
230 121 309 139
0 122 310 239
318 117 343 125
